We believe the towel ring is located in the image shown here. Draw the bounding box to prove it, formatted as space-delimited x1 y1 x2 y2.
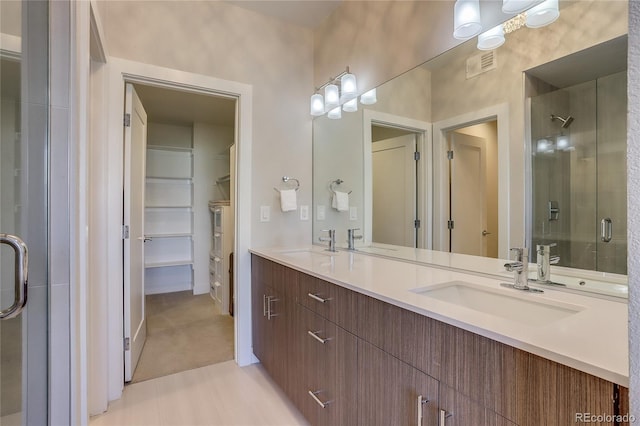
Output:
330 179 352 194
274 176 300 192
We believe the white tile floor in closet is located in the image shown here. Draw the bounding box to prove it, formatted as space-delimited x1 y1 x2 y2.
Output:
90 361 308 426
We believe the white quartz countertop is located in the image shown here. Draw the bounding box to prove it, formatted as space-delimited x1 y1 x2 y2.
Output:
250 246 629 387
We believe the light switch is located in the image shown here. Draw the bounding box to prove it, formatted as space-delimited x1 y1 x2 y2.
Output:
300 205 309 221
260 205 270 222
317 205 326 221
349 206 357 221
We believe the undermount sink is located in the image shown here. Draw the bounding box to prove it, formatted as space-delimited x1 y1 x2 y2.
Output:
410 280 585 325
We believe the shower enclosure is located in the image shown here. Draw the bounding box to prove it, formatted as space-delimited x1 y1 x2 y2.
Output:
528 70 627 275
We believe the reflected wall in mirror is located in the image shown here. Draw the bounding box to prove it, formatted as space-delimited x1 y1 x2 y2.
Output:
312 0 628 281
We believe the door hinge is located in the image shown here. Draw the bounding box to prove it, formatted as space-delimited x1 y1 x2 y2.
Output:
447 220 455 230
122 225 130 239
414 219 421 229
124 337 130 351
447 150 454 160
124 113 131 127
414 151 421 161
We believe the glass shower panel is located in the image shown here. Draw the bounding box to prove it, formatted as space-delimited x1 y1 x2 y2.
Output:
530 72 627 274
596 71 627 274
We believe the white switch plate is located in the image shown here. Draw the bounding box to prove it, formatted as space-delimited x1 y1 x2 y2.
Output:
260 205 270 222
317 205 326 221
300 205 309 221
349 206 357 221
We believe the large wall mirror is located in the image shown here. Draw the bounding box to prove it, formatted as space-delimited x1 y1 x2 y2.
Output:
312 0 628 291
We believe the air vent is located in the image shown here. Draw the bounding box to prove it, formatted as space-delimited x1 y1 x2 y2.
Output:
466 50 497 79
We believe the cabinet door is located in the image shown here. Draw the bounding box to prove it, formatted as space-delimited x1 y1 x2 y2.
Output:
358 339 439 425
251 255 267 362
296 305 357 426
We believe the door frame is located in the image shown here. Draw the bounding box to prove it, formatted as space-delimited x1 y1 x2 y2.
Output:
432 103 510 259
101 58 252 402
362 109 431 249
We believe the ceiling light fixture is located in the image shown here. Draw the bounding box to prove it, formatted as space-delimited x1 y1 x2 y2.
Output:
453 0 482 40
360 88 377 105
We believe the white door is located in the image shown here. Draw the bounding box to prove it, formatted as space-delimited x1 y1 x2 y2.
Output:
123 83 148 381
449 132 487 256
372 134 417 246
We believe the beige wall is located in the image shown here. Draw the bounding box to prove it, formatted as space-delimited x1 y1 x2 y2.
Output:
99 0 314 247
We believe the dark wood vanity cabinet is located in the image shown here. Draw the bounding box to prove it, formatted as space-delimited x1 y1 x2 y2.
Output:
251 254 629 426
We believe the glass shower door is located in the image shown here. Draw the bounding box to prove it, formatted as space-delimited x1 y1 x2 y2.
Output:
1 0 49 423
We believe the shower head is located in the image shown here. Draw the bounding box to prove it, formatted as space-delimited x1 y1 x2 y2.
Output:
550 114 574 129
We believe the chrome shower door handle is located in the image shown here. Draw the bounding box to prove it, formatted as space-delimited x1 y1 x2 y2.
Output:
0 234 28 320
600 218 612 243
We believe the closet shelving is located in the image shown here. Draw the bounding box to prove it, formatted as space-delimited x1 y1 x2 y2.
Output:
144 145 194 293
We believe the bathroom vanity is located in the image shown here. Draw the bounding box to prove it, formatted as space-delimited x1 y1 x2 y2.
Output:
250 247 629 425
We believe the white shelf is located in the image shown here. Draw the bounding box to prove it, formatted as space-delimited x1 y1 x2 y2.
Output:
145 259 193 268
146 147 193 179
145 208 192 235
147 232 192 238
146 179 192 207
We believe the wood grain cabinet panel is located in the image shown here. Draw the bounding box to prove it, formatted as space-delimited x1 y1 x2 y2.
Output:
358 339 439 426
295 304 357 426
356 293 403 358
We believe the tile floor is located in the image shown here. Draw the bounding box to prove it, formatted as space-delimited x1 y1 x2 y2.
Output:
90 361 308 426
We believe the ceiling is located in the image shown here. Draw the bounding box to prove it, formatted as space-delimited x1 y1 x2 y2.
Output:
134 84 236 127
225 0 342 28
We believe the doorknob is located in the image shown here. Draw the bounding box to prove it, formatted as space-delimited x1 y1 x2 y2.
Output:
138 236 152 242
0 234 28 320
482 230 492 236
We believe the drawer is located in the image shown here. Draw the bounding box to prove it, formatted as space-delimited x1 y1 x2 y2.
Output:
212 233 223 257
298 273 358 334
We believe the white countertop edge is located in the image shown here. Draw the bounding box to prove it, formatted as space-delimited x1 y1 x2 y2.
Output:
250 246 629 387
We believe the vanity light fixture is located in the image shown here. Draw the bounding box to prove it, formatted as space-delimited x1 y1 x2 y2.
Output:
360 88 377 105
343 98 358 112
477 24 505 50
310 93 325 116
327 106 342 119
324 84 340 110
310 67 377 118
525 0 559 28
453 0 482 40
502 0 540 14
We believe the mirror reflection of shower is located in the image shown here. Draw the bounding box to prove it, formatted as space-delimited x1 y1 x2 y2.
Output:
526 36 627 275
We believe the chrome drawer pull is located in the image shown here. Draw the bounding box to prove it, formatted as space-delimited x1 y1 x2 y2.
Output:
308 390 328 408
439 409 452 424
263 294 268 317
307 330 329 344
417 395 429 425
267 297 279 320
307 292 329 303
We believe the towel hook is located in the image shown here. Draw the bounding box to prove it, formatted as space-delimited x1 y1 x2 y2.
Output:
274 176 300 192
330 178 352 194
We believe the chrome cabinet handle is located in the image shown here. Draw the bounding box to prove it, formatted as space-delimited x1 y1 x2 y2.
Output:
0 234 28 320
307 292 329 303
439 409 452 425
267 297 279 320
307 330 329 344
263 294 268 317
601 218 612 242
417 395 429 425
308 390 328 408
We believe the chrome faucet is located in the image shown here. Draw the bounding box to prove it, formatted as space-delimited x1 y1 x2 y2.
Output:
535 243 560 284
502 247 543 293
347 228 363 250
319 229 337 252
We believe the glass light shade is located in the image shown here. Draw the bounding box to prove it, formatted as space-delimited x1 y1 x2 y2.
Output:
324 84 340 109
525 0 559 28
310 93 325 116
477 25 505 50
327 106 342 119
340 73 358 102
502 0 539 14
343 98 358 112
360 88 377 105
556 135 570 150
453 0 482 40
